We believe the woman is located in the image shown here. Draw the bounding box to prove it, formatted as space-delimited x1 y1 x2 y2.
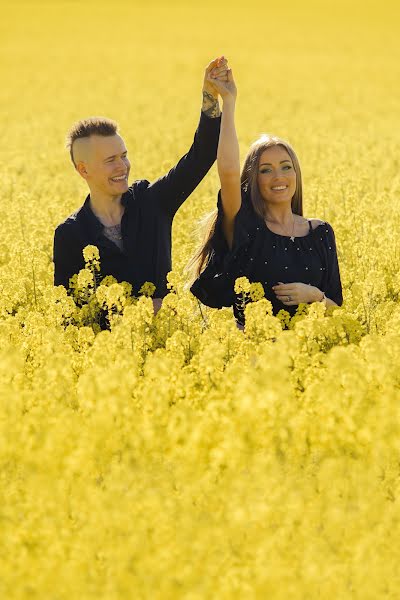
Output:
188 67 343 326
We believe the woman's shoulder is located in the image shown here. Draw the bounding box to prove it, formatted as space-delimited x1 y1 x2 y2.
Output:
305 217 336 234
306 217 326 230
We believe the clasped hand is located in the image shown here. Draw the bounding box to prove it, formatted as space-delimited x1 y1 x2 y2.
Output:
203 56 231 98
205 57 237 101
272 282 322 306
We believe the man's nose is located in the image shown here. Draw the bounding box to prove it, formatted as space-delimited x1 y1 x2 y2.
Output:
118 157 129 169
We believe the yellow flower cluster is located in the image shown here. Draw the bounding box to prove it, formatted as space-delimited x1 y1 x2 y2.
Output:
2 0 400 597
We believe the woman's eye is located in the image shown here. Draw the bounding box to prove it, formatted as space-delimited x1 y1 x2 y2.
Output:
260 168 271 174
283 165 292 170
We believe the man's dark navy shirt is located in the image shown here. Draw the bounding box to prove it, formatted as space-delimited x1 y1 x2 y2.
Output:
53 110 221 297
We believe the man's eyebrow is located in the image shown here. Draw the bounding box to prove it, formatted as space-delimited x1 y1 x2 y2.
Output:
104 150 128 161
259 159 292 166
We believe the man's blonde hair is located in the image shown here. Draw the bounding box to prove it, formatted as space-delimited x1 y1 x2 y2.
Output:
66 116 118 167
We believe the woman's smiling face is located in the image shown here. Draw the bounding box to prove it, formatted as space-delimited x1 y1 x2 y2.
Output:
257 145 297 205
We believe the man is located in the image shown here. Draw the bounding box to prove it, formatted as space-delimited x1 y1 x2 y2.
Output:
53 56 228 315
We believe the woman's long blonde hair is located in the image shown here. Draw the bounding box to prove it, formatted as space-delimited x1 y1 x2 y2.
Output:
186 134 303 284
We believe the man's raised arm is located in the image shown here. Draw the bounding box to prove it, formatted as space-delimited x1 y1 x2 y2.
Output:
141 56 229 218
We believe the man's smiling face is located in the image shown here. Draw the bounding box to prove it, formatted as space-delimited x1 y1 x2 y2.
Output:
73 134 131 196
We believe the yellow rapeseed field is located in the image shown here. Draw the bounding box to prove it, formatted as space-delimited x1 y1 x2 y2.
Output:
1 0 400 597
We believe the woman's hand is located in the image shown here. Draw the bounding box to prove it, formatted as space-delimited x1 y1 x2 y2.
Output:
203 56 229 94
202 56 229 117
272 282 324 306
207 66 237 102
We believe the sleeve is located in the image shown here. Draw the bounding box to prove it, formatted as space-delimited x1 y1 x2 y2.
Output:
141 110 221 219
189 187 258 309
212 186 259 258
53 224 85 291
324 223 343 306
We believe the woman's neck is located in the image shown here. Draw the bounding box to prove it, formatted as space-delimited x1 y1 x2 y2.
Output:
264 203 294 225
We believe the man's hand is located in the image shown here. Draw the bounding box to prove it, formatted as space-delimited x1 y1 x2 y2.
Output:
206 66 237 103
272 282 324 306
202 56 229 117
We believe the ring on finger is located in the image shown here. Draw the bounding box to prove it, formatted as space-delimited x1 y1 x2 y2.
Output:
287 295 291 302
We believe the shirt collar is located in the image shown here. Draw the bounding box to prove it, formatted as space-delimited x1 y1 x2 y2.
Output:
82 191 130 239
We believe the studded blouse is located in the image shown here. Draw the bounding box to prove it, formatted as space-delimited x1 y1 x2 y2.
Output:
209 187 343 325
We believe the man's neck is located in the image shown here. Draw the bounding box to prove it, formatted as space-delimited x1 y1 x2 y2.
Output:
88 190 124 226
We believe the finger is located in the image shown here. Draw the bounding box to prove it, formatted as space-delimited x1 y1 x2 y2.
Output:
206 76 226 91
211 66 228 77
211 71 228 81
273 285 295 292
205 56 226 74
207 73 225 85
275 291 296 298
209 69 228 80
275 292 298 300
205 59 220 75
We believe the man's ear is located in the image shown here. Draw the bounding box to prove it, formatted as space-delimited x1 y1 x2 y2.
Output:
76 161 88 179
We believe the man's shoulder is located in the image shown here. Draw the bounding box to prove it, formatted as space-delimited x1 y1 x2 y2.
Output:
128 179 151 196
54 204 86 237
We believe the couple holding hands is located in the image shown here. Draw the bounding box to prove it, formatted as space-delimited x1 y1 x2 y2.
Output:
53 56 342 328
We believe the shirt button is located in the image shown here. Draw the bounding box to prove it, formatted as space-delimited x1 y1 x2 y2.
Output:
329 246 332 249
326 229 329 232
305 267 309 270
297 247 300 250
272 245 276 249
320 267 323 270
264 261 268 264
284 247 288 251
284 266 288 269
309 248 313 250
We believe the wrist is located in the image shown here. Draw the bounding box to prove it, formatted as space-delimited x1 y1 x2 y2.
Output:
222 96 236 109
201 89 221 118
314 288 325 302
202 85 218 100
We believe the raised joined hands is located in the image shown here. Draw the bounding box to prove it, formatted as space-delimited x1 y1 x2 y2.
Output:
206 61 236 102
203 56 230 98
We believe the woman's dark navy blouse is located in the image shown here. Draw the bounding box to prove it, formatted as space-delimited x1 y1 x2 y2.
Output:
209 187 343 325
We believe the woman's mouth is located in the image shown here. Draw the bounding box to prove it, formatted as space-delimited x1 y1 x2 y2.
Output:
271 185 288 193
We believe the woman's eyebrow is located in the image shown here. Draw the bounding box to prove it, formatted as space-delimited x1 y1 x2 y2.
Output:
259 159 292 166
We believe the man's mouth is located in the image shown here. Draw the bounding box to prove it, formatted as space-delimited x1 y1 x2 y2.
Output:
110 174 128 183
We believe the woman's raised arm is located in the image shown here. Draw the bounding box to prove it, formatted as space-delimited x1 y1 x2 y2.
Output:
207 68 241 249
